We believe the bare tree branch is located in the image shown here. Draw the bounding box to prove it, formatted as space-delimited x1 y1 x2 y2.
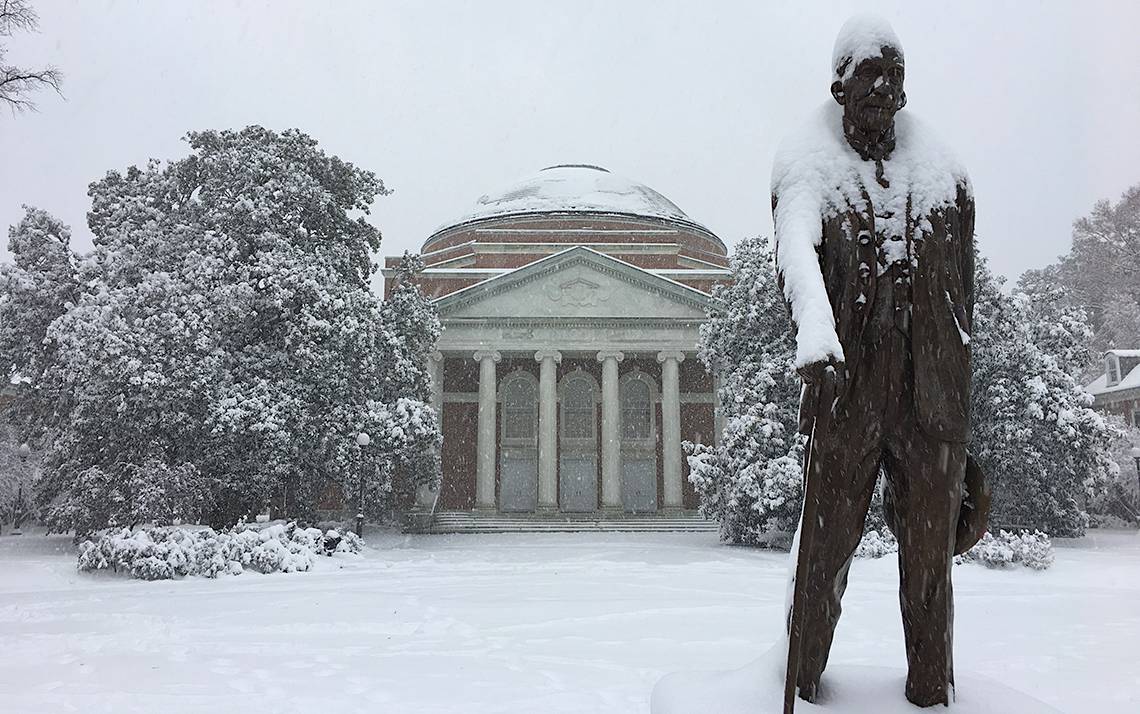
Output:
0 0 63 113
0 1 39 37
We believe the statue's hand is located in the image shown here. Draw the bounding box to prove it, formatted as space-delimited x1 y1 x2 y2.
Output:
797 356 846 394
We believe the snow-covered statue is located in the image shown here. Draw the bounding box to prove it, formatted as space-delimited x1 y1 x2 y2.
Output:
773 15 988 709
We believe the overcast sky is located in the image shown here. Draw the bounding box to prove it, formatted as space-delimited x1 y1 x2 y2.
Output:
2 0 1139 289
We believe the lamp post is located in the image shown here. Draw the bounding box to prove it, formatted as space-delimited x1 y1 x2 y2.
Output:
353 431 371 536
6 443 32 536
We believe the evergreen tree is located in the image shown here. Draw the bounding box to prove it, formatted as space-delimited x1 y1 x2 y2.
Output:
379 252 440 404
0 206 78 439
971 259 1117 536
684 235 804 545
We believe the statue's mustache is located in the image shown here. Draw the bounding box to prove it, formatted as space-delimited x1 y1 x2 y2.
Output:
859 90 896 108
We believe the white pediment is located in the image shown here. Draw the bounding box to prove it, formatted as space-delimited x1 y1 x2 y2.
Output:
436 247 711 321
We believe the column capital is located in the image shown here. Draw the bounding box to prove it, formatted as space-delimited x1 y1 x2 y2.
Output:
596 350 625 363
534 350 563 364
473 350 501 363
656 350 686 364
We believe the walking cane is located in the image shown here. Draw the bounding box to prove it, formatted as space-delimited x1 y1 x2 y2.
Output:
782 373 830 713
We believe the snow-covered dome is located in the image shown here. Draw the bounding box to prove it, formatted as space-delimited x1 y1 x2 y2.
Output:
434 164 702 235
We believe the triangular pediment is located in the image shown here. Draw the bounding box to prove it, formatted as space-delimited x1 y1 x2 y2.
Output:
435 247 711 320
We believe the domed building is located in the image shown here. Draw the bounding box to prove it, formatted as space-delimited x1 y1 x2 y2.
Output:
383 165 730 529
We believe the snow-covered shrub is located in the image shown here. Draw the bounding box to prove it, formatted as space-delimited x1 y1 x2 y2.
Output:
76 526 204 580
324 528 364 556
76 521 364 580
955 530 1054 570
240 524 317 574
1012 530 1055 570
854 529 898 559
959 531 1015 568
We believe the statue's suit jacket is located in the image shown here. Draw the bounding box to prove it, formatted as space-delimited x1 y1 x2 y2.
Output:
776 183 975 443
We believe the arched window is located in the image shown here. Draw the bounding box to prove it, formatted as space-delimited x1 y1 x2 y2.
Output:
501 372 537 442
559 370 599 513
562 375 595 440
619 370 658 513
621 377 653 440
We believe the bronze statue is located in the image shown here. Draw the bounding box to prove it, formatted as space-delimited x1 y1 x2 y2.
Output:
772 15 987 709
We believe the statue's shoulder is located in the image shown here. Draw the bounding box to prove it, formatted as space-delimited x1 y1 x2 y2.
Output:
771 103 849 203
771 104 863 235
893 110 972 203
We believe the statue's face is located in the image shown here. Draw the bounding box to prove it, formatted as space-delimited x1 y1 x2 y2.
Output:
831 46 905 134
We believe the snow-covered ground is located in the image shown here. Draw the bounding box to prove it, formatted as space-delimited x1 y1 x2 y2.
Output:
1 529 1137 713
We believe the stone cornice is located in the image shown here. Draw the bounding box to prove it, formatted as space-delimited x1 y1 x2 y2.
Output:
424 211 726 256
443 318 705 330
435 248 712 316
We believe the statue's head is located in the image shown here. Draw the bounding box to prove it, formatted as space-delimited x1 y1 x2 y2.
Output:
830 15 906 137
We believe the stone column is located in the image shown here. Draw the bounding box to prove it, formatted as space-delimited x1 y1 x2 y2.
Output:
416 351 446 511
658 350 686 511
474 350 501 510
597 350 624 511
534 350 561 511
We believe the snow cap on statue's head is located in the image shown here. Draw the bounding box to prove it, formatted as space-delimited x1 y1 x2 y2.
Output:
832 14 904 81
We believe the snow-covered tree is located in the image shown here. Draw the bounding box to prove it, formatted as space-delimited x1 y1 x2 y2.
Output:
379 252 440 405
684 235 804 545
1087 416 1140 525
33 126 440 534
971 259 1117 537
373 253 442 507
0 206 78 439
1020 184 1140 358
